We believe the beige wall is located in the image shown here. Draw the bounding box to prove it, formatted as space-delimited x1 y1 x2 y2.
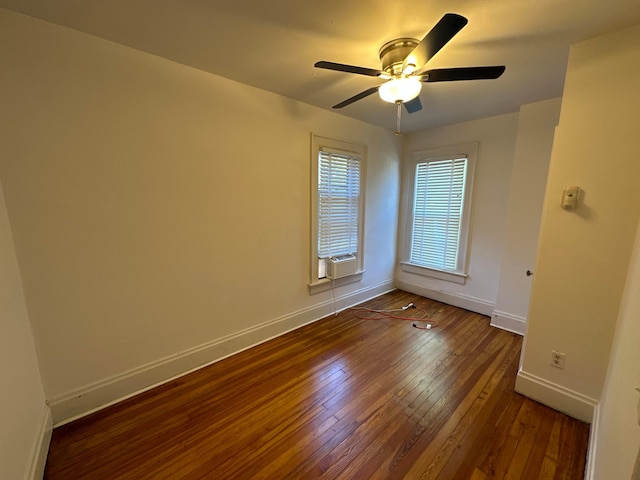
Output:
492 98 561 333
0 10 400 423
518 24 640 420
0 177 50 478
397 112 519 314
592 220 640 479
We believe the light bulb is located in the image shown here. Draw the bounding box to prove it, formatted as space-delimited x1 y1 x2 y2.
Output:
378 77 422 104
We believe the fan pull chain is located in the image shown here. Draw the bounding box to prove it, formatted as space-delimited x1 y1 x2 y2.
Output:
395 102 402 136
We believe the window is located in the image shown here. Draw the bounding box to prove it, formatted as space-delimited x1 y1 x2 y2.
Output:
310 135 366 292
401 143 477 284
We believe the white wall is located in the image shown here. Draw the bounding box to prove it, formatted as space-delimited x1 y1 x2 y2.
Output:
492 98 561 334
591 220 640 479
397 112 519 315
0 178 50 478
0 9 400 424
517 24 640 423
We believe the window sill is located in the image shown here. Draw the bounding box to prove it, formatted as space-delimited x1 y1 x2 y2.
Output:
308 271 364 295
400 262 467 285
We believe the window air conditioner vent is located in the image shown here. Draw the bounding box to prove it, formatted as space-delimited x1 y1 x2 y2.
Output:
326 255 357 280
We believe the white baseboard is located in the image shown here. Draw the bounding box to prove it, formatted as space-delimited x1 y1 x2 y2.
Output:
396 280 495 316
50 280 395 426
584 402 599 480
515 369 597 423
490 310 526 336
27 404 52 480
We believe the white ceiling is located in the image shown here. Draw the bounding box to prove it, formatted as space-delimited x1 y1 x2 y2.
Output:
2 0 640 133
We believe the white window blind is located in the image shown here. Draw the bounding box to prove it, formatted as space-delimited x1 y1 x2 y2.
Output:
410 157 467 271
317 150 361 258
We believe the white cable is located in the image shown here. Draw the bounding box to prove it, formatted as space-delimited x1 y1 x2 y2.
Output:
355 303 415 314
331 278 337 316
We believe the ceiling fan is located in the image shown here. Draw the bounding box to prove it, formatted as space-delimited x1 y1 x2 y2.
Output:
314 13 505 115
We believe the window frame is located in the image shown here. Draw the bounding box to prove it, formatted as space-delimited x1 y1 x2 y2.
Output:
309 134 366 293
400 142 477 285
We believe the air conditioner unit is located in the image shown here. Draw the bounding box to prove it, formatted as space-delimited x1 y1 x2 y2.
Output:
326 255 357 280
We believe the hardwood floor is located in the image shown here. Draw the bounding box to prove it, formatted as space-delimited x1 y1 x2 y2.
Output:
44 290 590 479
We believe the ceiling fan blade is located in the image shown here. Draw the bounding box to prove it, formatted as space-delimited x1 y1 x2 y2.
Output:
421 66 506 82
315 61 385 77
402 13 468 72
332 86 380 109
404 97 423 114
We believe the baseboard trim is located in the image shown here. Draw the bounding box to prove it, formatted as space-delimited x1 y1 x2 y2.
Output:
50 280 395 426
27 403 52 480
515 369 597 423
490 310 526 336
584 402 599 480
396 280 495 316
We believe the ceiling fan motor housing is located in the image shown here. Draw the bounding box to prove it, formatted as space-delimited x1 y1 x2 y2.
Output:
379 38 419 76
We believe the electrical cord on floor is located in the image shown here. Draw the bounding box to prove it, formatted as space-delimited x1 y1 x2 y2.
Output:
349 303 439 330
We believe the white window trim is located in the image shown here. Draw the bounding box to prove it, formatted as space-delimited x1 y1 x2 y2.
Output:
400 142 477 284
309 134 366 294
400 262 467 284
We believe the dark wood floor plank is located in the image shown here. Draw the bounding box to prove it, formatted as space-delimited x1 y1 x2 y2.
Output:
44 290 590 480
505 400 546 479
520 405 558 479
418 337 523 480
396 337 519 479
306 310 496 478
475 392 526 478
329 321 489 480
283 324 467 478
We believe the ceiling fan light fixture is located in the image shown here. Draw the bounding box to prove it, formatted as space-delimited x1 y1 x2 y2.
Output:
378 77 422 104
402 63 417 75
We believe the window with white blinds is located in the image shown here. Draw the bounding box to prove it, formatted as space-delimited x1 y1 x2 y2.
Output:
402 143 477 284
310 135 366 288
318 150 360 258
410 157 467 271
